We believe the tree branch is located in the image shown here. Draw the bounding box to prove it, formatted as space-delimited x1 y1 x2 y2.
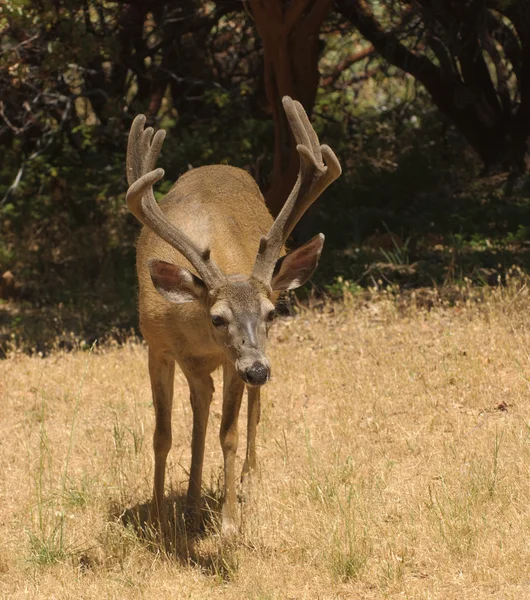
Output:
321 46 375 86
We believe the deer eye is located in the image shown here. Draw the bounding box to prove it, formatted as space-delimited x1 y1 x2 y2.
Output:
266 309 276 322
211 315 226 327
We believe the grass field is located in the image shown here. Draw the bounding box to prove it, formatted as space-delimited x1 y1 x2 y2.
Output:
2 279 530 599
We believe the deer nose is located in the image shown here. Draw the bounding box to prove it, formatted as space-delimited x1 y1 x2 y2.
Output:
244 362 270 386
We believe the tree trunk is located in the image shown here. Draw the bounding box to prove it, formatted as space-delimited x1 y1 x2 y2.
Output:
250 0 334 216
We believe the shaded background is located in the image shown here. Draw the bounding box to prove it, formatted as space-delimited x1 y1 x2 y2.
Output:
1 0 529 353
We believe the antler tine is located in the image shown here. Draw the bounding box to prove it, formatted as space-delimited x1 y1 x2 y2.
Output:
126 114 146 185
126 115 226 289
289 99 322 164
252 97 342 285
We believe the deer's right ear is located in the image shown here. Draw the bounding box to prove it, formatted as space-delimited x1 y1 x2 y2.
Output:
148 259 207 303
270 234 325 291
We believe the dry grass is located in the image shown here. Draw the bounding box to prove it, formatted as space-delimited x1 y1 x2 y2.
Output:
2 280 530 599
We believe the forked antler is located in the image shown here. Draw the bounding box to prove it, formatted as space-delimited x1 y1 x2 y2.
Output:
126 115 226 289
252 96 342 285
126 99 340 291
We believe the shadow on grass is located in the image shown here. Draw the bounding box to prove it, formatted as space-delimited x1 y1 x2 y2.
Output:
313 239 530 296
0 300 139 358
3 239 530 358
117 489 239 581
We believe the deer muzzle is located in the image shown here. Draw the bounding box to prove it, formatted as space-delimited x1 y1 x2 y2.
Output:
236 356 270 387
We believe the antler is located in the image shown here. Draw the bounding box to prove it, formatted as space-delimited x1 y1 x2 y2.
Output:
252 96 341 285
126 115 226 289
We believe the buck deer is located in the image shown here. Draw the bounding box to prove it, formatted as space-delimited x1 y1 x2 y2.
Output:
126 97 341 535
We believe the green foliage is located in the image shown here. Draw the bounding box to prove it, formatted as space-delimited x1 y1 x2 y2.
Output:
160 89 272 178
306 85 530 293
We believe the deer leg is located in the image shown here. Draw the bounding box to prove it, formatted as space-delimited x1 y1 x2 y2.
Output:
149 348 175 528
220 361 245 535
184 371 214 528
242 385 260 484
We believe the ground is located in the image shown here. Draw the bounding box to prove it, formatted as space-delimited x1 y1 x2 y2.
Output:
1 280 530 599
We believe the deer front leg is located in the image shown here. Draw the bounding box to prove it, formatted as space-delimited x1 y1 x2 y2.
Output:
242 386 260 484
184 371 214 529
220 361 245 535
148 348 175 529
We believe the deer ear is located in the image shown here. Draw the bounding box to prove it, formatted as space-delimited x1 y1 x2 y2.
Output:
271 234 325 291
148 259 207 303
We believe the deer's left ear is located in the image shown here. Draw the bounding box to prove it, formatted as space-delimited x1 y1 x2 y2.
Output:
271 234 325 291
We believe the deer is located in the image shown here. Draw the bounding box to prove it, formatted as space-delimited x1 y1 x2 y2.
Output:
125 96 341 536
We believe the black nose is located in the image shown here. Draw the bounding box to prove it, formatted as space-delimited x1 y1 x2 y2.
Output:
244 362 270 386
